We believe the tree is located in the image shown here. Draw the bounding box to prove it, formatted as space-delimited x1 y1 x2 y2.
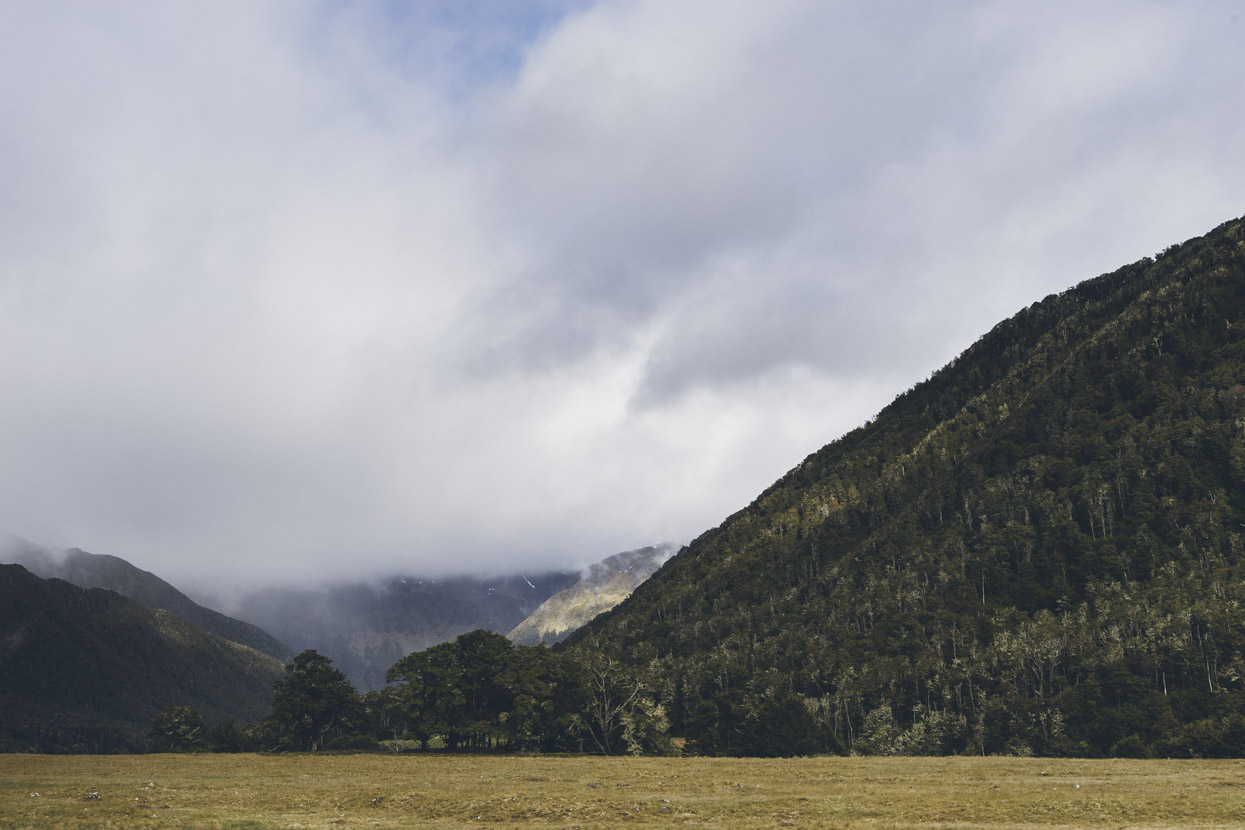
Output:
147 705 206 753
362 687 410 749
580 656 670 755
738 694 836 757
505 644 587 752
454 630 517 749
267 650 360 751
205 718 247 753
386 630 590 752
387 640 463 749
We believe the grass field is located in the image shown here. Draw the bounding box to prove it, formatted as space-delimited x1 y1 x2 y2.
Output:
2 753 1244 829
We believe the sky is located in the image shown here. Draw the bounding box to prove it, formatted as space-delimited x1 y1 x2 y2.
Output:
1 0 1243 590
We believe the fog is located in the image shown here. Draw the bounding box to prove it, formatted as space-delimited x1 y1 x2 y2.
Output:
1 1 1242 591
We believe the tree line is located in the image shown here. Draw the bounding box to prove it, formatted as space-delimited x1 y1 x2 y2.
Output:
150 628 838 756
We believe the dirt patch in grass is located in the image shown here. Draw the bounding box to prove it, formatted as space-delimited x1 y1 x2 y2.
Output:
2 753 1244 829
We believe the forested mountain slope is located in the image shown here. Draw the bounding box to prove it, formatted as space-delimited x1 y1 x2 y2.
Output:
567 215 1245 757
0 535 290 661
0 565 285 753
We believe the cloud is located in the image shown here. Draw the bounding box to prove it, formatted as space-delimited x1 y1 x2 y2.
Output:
460 0 1245 398
0 0 1242 587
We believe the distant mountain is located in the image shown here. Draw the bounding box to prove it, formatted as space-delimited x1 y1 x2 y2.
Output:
0 564 285 753
0 535 290 661
568 215 1245 758
234 570 578 691
509 544 676 646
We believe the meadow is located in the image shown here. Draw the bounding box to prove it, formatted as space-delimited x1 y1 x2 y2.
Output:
2 753 1244 829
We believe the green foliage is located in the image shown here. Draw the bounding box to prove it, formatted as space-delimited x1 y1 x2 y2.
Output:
265 650 361 751
204 718 248 753
386 630 600 752
0 564 284 753
146 705 206 752
323 733 384 751
1111 734 1152 758
738 693 837 757
377 630 673 754
564 215 1245 757
581 654 672 755
854 706 902 756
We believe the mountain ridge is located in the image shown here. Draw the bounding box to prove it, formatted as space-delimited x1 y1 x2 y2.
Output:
0 564 285 753
0 535 291 661
508 544 676 646
567 214 1245 757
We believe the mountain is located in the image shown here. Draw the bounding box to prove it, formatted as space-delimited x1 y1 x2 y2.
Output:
234 570 578 691
0 535 290 662
0 564 285 753
509 544 676 646
567 215 1245 758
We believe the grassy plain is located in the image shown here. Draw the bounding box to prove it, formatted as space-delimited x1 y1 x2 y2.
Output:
2 753 1244 829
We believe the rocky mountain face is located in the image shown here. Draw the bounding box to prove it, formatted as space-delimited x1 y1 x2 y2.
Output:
233 570 578 691
0 535 290 661
509 544 676 646
568 216 1245 758
0 564 285 753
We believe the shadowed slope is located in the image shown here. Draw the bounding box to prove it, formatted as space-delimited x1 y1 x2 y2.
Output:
0 536 291 661
0 564 285 753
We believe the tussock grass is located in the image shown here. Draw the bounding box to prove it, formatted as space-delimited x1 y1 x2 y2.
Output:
2 753 1244 829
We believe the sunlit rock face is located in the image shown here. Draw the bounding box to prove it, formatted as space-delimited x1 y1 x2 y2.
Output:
508 544 677 646
233 570 579 691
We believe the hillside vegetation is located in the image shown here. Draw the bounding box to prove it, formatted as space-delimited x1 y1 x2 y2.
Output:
567 215 1245 758
0 565 284 753
0 536 290 661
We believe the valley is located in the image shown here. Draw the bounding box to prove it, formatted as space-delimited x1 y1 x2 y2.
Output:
232 570 580 691
4 215 1245 760
3 753 1243 829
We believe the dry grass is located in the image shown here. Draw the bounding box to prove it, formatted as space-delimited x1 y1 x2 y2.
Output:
2 753 1245 829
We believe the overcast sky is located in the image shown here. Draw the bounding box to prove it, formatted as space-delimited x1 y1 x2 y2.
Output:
1 0 1242 590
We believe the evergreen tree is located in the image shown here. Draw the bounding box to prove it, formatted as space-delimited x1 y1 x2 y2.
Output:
147 705 206 753
266 650 360 751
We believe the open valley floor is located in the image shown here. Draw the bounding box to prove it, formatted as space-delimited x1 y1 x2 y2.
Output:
2 753 1244 829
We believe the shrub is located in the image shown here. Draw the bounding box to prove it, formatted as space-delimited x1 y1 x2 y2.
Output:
1110 734 1152 759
